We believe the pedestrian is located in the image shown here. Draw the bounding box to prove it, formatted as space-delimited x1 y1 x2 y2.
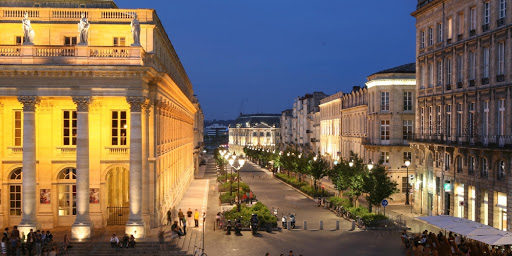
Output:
26 229 34 256
110 234 119 248
171 221 184 238
187 208 193 227
122 234 129 248
178 209 185 227
182 216 187 235
20 232 25 256
194 209 200 227
289 250 294 256
1 237 7 256
265 253 270 256
34 230 42 256
46 231 52 244
3 228 8 240
129 235 135 248
167 209 172 225
10 226 19 241
158 229 165 252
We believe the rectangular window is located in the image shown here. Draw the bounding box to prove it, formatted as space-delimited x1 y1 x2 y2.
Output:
111 111 127 145
470 7 477 30
429 27 433 46
381 151 389 164
498 42 505 75
403 120 413 141
468 156 475 173
498 99 505 135
63 110 77 146
457 54 464 83
13 110 22 147
437 61 443 86
428 63 434 88
445 153 451 171
113 37 126 46
403 92 413 111
469 102 475 136
437 105 442 134
483 101 489 137
420 65 425 89
404 152 412 162
500 0 507 19
469 51 476 80
421 107 425 136
446 105 452 137
483 47 490 78
456 103 463 136
482 158 488 176
421 30 425 48
15 36 24 45
58 184 76 216
458 12 464 35
448 17 453 40
9 185 21 216
484 1 490 24
429 106 433 135
446 58 452 85
380 120 390 142
64 36 77 46
402 177 411 193
381 92 389 111
437 22 443 43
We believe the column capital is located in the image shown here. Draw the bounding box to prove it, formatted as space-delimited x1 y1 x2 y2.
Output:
72 96 92 112
17 96 40 111
126 96 147 112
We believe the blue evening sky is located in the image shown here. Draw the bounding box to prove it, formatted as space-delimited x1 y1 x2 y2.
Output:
118 0 417 120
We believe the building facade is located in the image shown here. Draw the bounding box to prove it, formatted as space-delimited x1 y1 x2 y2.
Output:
290 92 327 153
0 0 198 238
228 114 281 155
340 87 369 162
319 92 343 160
412 0 512 230
205 124 228 137
279 109 293 150
193 96 205 176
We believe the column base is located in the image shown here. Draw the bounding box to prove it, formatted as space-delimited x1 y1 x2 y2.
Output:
125 220 145 239
71 222 93 241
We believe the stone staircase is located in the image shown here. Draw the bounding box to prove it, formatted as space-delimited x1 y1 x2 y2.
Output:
64 227 201 256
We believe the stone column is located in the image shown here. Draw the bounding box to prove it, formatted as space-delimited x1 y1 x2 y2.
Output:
142 103 150 224
71 96 92 240
126 96 146 238
18 96 39 234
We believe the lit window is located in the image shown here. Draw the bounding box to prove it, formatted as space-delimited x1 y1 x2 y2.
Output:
13 110 22 147
9 168 22 216
112 111 127 145
380 120 390 142
58 168 76 216
381 151 389 164
498 160 505 180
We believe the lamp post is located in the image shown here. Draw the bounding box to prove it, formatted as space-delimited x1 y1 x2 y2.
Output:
348 159 354 167
405 160 411 205
228 154 236 197
228 155 246 212
367 159 374 171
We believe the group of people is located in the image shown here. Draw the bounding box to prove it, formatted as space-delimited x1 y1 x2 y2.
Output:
0 226 63 256
166 208 202 239
109 234 135 249
401 229 512 256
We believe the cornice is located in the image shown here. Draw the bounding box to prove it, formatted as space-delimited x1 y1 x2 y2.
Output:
0 67 147 78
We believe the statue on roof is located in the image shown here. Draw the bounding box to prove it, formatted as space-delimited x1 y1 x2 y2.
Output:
131 13 141 46
22 12 35 45
78 13 90 45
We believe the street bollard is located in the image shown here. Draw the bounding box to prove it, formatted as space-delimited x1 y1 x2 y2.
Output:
287 220 291 230
349 220 355 231
336 220 339 230
304 220 307 230
320 220 323 230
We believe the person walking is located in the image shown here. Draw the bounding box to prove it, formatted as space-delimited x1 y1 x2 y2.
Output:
158 229 165 252
182 216 187 235
26 229 34 256
34 230 42 256
166 209 172 225
194 209 200 227
178 209 185 227
186 208 193 227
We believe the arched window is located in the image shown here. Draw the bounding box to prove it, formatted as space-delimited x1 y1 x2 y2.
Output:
9 168 22 216
498 160 505 180
58 168 76 216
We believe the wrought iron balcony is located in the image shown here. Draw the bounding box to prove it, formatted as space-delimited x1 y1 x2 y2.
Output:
469 29 476 36
362 138 410 147
482 24 490 32
496 74 505 82
409 133 512 149
497 18 506 27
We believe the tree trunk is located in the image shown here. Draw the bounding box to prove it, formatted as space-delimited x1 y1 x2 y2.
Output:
313 179 317 191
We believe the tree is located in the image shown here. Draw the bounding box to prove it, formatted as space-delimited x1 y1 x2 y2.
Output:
363 164 399 213
309 155 330 191
329 159 352 197
343 152 368 207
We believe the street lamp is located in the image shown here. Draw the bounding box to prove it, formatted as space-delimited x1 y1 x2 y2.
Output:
405 160 411 205
348 159 354 167
367 160 374 171
228 155 246 212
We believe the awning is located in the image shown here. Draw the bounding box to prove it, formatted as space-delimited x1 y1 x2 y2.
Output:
416 215 512 245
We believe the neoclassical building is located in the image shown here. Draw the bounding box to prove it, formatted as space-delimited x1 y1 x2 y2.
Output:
228 114 281 155
412 0 512 230
319 92 343 161
0 0 199 239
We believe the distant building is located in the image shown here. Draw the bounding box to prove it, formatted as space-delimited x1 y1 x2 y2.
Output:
228 114 281 155
205 124 228 137
280 109 293 149
193 96 205 176
289 92 328 153
319 92 343 161
411 0 512 230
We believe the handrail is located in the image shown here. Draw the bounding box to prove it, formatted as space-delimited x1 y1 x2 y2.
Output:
0 7 154 22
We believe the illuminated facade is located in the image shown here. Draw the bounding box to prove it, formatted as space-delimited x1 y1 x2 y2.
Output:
0 0 198 238
412 0 512 230
228 114 280 155
291 92 327 153
340 87 368 162
319 92 343 160
279 109 293 150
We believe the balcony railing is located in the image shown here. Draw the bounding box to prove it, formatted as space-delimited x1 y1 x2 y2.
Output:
482 24 490 32
57 146 76 155
7 146 23 155
410 133 512 148
0 45 144 66
497 18 506 27
105 146 129 155
469 29 476 36
362 138 409 146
